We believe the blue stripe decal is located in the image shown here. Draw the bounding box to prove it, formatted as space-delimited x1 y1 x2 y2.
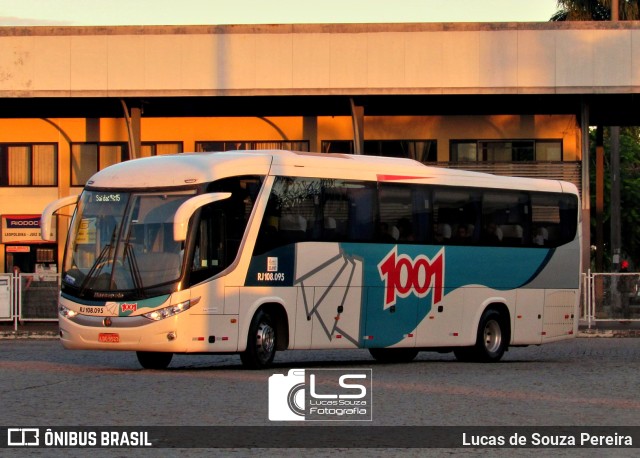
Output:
246 242 557 347
61 292 170 316
341 244 552 347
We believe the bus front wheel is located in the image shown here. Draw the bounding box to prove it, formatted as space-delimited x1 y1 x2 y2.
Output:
241 310 276 369
453 309 508 363
136 351 173 369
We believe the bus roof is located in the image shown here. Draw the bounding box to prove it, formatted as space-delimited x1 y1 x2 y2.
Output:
86 150 578 195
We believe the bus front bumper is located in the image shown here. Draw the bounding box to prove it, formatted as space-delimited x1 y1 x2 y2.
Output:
59 314 186 352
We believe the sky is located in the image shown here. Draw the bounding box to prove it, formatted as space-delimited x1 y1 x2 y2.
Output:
0 0 560 26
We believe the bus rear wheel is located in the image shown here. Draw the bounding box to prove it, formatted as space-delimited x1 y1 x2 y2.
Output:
454 309 508 363
369 348 419 363
136 351 173 369
241 310 276 369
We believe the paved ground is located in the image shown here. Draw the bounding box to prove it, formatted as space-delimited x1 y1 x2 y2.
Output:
1 334 639 457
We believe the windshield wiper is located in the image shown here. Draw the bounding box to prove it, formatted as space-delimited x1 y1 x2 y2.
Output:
78 242 112 295
124 243 145 297
78 226 118 295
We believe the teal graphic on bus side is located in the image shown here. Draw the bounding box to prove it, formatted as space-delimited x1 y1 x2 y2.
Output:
246 242 554 347
341 243 552 347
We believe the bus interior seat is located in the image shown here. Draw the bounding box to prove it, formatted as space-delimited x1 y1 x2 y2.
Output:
494 225 503 241
466 223 475 237
540 226 549 240
389 225 400 241
499 224 523 245
323 216 339 240
279 214 307 243
436 223 452 240
533 226 550 246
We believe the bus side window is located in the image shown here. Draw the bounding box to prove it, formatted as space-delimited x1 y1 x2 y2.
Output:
190 176 262 284
412 186 431 244
433 188 481 245
279 214 307 243
559 195 579 243
320 180 350 242
481 191 529 246
189 206 225 285
254 176 319 253
347 184 377 242
379 183 417 243
254 196 280 255
531 193 578 248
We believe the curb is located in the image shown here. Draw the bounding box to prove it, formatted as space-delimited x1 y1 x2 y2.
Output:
0 331 59 340
578 329 640 338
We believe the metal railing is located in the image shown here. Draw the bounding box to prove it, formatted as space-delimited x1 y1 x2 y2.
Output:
582 271 640 328
1 273 60 331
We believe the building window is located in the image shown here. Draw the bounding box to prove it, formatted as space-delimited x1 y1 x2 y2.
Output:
195 141 310 152
450 140 562 162
449 141 478 162
322 140 437 162
36 247 55 263
141 142 183 156
535 141 563 161
0 144 57 186
71 143 128 186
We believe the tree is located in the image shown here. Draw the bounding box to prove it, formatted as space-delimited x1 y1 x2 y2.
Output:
589 127 640 268
551 1 640 21
552 1 640 272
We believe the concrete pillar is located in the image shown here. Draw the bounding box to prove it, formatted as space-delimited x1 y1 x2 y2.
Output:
350 98 364 155
131 106 141 160
303 116 318 153
595 126 604 273
580 100 591 274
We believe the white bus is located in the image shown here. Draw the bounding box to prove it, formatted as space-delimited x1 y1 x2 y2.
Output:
42 150 581 369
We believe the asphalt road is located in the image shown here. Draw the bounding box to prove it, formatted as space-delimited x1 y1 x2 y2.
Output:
1 337 639 456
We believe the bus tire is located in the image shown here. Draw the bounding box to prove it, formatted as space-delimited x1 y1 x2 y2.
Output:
241 309 276 369
136 351 173 369
369 348 418 363
454 309 508 363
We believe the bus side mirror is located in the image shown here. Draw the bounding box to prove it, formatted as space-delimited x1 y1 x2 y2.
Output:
173 192 232 241
41 195 79 241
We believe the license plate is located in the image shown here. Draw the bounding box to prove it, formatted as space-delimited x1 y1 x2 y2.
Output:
98 333 120 343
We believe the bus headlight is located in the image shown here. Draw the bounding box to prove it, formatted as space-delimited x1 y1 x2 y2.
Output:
142 299 194 321
59 305 78 319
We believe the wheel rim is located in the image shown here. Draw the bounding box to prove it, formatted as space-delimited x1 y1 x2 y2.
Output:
483 319 502 354
256 321 275 362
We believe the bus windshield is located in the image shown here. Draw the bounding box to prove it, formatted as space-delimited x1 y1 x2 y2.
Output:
62 190 196 297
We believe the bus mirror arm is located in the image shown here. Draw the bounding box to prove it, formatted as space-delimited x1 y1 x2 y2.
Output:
173 192 232 241
41 195 79 241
